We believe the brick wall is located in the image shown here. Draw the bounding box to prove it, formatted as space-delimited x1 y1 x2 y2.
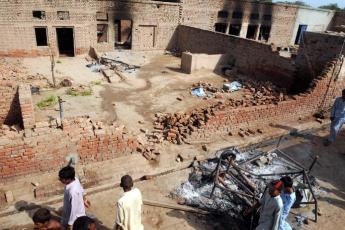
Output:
0 0 327 57
294 31 345 91
18 85 35 129
0 117 138 181
177 25 296 88
329 11 345 32
0 80 21 126
0 0 181 56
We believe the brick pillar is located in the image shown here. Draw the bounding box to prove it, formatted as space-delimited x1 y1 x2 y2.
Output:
18 85 35 130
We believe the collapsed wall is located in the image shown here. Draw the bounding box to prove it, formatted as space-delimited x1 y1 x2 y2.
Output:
329 11 345 32
0 120 138 183
294 31 345 92
0 80 21 127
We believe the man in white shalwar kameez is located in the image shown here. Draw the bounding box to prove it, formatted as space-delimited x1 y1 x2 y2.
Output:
245 180 283 230
325 89 345 146
115 175 144 230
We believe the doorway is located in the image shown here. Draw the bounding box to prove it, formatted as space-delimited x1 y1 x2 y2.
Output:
115 20 132 49
246 25 258 40
56 27 74 56
215 23 227 33
139 25 156 50
295 24 308 45
258 25 271 42
229 24 241 36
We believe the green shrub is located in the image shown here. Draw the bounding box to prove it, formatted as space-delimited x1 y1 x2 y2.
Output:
36 95 58 109
90 80 101 85
66 88 79 96
66 87 92 96
81 88 92 96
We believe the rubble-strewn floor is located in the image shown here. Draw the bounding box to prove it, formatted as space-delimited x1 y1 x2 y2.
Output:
5 50 285 136
19 52 236 135
2 128 345 230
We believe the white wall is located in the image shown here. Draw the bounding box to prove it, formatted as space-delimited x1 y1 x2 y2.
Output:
291 8 334 45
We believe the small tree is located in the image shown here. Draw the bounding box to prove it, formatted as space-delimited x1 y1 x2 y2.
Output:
276 1 310 7
319 3 343 11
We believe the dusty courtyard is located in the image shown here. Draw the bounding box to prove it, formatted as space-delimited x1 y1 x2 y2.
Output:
7 51 258 134
12 51 245 135
1 126 345 230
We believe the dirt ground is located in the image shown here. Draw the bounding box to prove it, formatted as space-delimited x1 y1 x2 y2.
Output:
1 52 345 229
2 127 345 230
15 51 244 134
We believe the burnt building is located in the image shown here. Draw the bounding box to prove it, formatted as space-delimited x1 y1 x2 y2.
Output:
0 0 342 57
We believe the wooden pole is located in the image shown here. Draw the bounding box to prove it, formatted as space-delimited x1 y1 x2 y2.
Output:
49 45 56 87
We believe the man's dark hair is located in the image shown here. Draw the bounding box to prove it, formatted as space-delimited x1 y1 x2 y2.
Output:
281 176 293 188
58 166 75 180
73 216 95 230
32 208 51 224
342 89 345 94
120 175 133 189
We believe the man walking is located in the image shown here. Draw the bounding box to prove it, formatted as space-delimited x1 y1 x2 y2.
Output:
115 175 144 230
325 89 345 146
279 176 296 230
59 166 90 229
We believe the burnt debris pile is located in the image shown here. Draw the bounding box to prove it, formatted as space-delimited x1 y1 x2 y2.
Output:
174 147 320 222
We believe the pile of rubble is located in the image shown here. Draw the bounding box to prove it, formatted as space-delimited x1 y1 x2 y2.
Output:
191 82 222 94
0 124 23 138
239 79 288 106
0 58 51 88
135 128 162 161
0 58 25 80
191 79 288 106
153 79 289 144
153 107 216 144
153 101 265 144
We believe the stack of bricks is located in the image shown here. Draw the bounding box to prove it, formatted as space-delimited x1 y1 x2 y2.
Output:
18 84 35 130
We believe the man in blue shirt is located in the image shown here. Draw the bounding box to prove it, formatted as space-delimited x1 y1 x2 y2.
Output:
325 89 345 146
279 176 296 230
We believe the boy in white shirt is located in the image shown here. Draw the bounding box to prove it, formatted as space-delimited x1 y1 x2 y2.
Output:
115 175 144 230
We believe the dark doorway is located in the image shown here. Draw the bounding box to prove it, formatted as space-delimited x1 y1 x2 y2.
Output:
259 25 271 42
215 23 227 33
35 27 48 46
295 24 308 45
246 25 258 40
56 27 74 56
115 20 132 49
229 24 241 36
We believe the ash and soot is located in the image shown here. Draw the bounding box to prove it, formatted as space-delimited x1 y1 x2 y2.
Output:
173 147 321 227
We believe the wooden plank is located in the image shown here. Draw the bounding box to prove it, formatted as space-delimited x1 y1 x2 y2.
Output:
143 199 209 215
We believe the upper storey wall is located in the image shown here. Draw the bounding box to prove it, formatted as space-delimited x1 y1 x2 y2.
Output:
0 0 181 56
